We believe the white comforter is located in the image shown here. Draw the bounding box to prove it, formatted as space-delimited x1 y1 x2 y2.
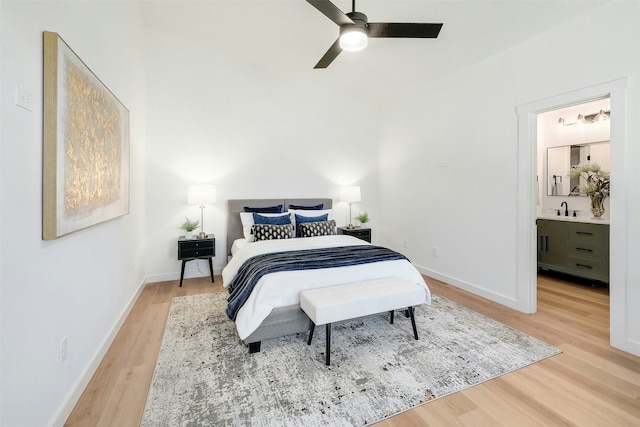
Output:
222 235 431 340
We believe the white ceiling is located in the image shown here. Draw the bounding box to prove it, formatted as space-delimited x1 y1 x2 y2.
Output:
139 0 607 107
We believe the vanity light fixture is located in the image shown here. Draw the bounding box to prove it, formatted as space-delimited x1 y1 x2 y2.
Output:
188 185 216 238
557 110 610 127
594 109 609 122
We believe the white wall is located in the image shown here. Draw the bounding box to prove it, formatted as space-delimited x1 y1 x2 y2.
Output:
144 29 381 282
0 2 147 426
378 2 639 352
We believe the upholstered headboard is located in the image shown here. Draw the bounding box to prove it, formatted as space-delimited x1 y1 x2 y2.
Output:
226 198 333 255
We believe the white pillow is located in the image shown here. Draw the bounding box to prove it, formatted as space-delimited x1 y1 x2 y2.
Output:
240 212 292 242
288 209 334 229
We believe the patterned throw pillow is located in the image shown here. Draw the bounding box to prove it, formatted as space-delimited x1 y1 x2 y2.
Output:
252 223 294 241
298 220 336 238
294 213 328 237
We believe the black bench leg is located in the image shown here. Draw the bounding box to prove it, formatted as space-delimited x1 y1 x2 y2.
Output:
307 322 315 345
248 341 261 353
389 310 394 324
409 306 418 340
325 323 331 366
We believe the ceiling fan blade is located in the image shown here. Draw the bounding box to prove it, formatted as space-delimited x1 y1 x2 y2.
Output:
368 23 443 38
306 0 354 26
314 39 342 69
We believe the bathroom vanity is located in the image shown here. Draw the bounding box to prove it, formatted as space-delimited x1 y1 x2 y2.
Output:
537 217 609 283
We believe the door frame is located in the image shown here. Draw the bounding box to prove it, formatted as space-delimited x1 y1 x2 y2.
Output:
516 78 631 352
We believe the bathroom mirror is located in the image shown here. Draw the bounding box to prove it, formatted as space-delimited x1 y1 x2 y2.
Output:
547 140 610 196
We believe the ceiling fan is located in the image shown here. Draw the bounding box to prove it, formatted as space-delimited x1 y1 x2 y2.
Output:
306 0 443 69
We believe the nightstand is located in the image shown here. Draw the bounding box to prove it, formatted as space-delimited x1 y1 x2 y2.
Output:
337 227 372 243
177 235 215 287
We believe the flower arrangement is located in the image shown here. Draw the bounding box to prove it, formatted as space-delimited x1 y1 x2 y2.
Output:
569 162 610 198
569 162 610 217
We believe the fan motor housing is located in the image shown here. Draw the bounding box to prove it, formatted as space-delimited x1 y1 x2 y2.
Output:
345 11 368 29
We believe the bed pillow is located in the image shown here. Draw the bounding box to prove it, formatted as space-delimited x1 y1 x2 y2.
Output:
252 224 294 241
240 212 292 241
293 213 328 237
253 212 292 225
243 204 283 213
289 209 333 228
298 220 337 238
288 203 324 210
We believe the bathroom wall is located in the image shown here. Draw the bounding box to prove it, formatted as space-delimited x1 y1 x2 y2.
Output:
537 98 611 218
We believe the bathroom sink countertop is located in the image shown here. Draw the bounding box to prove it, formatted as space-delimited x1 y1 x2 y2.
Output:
537 213 610 225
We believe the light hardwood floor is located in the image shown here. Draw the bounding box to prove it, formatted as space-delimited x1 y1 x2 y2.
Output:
65 274 640 426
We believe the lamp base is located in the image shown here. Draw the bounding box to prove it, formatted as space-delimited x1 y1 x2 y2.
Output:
198 231 207 239
347 224 355 230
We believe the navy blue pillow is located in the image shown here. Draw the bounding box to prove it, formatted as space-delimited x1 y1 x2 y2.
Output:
289 203 324 210
244 204 283 213
253 213 291 225
294 213 328 237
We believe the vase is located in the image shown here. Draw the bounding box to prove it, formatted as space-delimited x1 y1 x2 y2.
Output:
185 231 193 239
590 195 606 219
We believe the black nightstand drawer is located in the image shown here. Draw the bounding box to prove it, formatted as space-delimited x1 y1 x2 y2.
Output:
178 237 215 260
337 227 372 243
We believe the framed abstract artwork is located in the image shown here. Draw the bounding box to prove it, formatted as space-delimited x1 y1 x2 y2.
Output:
42 31 130 240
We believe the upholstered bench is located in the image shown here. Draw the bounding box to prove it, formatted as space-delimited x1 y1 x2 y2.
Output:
299 278 425 365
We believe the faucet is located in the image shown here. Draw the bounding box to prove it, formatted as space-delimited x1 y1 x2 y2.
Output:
560 201 568 216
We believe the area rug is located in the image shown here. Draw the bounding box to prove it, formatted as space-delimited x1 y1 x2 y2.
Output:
141 292 560 426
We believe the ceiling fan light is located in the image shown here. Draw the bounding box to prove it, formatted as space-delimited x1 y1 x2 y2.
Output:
339 26 368 51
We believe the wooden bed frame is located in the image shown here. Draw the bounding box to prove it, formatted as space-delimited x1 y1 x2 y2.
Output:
226 198 333 353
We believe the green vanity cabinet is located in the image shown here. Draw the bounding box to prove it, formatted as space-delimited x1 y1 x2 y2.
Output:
537 219 609 283
537 219 568 270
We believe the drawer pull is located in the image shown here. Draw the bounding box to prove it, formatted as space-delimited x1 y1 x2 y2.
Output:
576 231 593 236
576 247 593 252
575 263 592 269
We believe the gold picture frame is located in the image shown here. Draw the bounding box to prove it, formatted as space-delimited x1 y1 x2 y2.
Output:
43 31 130 240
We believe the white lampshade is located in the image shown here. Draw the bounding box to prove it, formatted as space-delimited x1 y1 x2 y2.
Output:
339 186 361 203
187 185 216 205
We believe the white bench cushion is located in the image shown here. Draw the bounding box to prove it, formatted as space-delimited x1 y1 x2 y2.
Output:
300 278 425 325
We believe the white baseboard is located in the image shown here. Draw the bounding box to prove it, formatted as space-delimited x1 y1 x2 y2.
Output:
414 264 518 310
50 277 147 427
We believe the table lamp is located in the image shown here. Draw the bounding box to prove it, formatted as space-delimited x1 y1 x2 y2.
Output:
187 185 216 238
339 186 361 229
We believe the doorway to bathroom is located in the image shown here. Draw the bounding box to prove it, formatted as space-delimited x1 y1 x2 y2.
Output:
535 98 611 295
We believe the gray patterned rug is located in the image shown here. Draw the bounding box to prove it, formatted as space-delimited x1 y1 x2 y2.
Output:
141 292 560 426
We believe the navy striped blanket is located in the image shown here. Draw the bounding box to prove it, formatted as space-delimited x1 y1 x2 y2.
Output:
226 245 408 320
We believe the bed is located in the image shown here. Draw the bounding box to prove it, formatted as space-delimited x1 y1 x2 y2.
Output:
223 198 431 352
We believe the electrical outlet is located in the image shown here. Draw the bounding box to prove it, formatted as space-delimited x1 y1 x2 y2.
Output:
15 85 33 111
60 337 68 364
432 247 439 257
403 239 408 248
